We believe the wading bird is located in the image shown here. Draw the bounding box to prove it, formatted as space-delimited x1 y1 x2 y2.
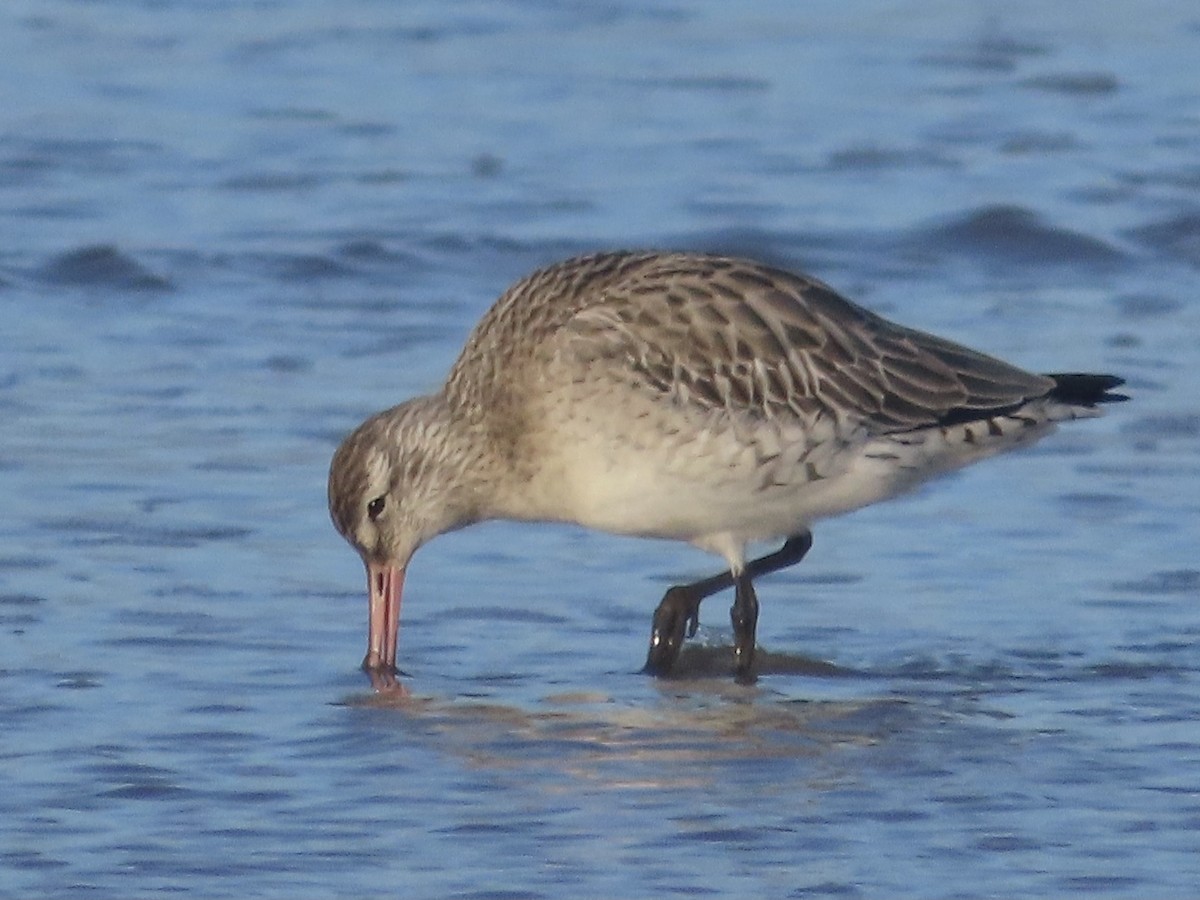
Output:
328 251 1125 687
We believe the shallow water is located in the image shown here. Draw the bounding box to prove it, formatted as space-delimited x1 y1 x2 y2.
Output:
3 1 1199 897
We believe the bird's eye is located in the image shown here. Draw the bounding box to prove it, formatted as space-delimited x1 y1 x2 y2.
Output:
366 495 386 521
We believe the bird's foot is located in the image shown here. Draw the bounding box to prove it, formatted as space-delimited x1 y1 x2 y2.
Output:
643 585 701 676
731 644 758 685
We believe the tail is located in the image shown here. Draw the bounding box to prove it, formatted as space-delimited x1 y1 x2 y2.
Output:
1044 373 1128 407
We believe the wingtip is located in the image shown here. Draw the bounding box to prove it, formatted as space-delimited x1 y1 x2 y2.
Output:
1045 373 1129 406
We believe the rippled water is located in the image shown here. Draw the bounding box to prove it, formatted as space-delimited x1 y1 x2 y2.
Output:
3 1 1199 897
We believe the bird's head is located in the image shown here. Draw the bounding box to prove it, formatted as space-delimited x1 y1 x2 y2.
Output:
327 395 479 680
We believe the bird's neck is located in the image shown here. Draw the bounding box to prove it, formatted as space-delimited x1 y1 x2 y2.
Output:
401 391 517 531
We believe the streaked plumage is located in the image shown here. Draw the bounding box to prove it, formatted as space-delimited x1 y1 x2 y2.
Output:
328 251 1126 686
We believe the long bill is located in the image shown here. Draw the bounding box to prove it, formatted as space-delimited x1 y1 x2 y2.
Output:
363 560 405 674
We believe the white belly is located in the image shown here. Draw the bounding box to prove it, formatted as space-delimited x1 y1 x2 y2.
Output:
517 398 1068 569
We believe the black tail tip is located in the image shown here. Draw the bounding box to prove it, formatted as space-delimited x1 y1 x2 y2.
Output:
1046 373 1129 406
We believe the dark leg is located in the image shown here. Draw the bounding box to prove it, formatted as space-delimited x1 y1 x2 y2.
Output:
730 573 759 683
643 572 732 677
643 530 813 677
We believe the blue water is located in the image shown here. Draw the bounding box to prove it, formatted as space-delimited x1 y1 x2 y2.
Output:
3 1 1199 897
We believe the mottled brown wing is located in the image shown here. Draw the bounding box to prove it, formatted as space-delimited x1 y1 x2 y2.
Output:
557 252 1054 434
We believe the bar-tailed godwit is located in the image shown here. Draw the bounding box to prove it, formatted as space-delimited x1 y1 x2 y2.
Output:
328 251 1126 685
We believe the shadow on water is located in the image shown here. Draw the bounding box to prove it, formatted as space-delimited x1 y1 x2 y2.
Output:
666 643 844 680
329 614 1200 790
333 646 912 790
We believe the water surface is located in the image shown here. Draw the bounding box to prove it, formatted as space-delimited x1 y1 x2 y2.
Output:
2 1 1198 897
